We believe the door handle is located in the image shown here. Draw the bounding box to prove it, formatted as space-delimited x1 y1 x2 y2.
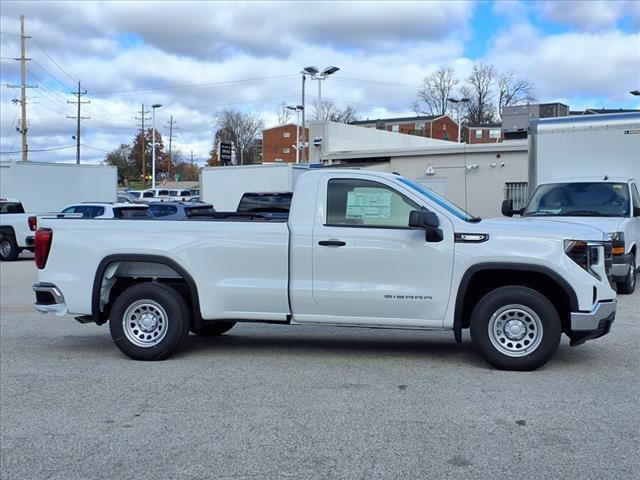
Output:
318 240 346 247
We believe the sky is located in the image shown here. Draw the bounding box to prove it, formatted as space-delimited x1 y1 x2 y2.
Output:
1 0 639 165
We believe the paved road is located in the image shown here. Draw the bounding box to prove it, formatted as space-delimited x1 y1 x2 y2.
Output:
1 256 639 479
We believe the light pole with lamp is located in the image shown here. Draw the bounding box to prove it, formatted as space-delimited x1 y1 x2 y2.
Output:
151 103 162 189
447 97 469 143
300 66 319 162
311 66 340 120
286 105 303 164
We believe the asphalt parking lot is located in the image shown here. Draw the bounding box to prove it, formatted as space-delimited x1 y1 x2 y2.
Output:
1 256 638 480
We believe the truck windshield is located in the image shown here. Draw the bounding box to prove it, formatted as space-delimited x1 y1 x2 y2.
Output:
525 182 630 217
397 177 479 222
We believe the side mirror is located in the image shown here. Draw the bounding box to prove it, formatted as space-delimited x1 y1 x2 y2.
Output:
409 210 443 242
501 199 523 217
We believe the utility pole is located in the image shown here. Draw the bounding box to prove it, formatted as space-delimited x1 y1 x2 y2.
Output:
165 115 177 179
135 104 150 186
190 150 194 166
19 15 28 161
67 81 90 164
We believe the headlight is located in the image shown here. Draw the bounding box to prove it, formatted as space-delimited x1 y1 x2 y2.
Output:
564 240 602 280
607 232 625 255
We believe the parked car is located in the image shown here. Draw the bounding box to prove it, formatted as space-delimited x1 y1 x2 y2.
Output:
117 193 135 203
60 203 152 219
147 201 215 220
168 189 193 201
128 190 155 201
34 170 616 370
0 197 33 261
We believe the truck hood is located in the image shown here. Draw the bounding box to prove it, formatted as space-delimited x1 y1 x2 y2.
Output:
521 216 626 235
475 218 608 242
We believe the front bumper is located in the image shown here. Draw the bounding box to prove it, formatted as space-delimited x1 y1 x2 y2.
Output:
33 282 68 316
567 300 616 346
611 253 631 280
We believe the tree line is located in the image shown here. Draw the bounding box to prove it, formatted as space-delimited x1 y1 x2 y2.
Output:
412 63 536 125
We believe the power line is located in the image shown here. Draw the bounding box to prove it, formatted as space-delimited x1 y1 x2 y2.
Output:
91 74 298 96
30 35 78 84
0 144 75 154
31 58 74 91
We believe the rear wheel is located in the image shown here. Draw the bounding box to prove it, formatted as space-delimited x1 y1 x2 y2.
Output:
470 286 561 371
109 283 190 360
616 253 636 295
0 235 19 261
191 321 236 337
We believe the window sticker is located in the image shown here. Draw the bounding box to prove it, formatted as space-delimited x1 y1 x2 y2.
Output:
346 190 392 219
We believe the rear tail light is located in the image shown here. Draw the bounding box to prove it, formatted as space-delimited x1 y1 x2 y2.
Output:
28 216 37 231
35 228 52 269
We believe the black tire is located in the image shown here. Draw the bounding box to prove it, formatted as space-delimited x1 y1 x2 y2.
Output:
616 253 636 295
108 282 191 361
191 321 236 337
470 286 561 371
0 235 19 261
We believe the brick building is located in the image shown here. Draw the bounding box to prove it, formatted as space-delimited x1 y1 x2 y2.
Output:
262 124 309 163
461 123 504 144
350 115 459 142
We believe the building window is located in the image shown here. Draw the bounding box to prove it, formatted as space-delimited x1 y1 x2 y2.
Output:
283 132 290 138
505 182 529 210
392 125 399 132
283 148 290 154
475 130 483 139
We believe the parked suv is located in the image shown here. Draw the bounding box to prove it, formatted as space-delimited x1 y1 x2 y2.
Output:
60 203 152 219
148 201 215 220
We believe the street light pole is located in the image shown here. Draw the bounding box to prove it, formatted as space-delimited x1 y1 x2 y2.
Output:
287 105 304 164
151 104 162 189
447 97 469 143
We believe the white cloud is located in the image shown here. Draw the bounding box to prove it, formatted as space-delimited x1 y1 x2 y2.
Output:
539 0 640 31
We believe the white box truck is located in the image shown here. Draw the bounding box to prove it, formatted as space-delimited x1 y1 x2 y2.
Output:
200 164 308 211
0 161 117 260
502 112 640 293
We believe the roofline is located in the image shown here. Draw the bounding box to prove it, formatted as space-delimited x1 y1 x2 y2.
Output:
262 123 309 132
321 139 527 161
350 115 451 125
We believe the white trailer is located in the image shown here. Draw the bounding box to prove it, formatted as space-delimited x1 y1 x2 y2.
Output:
0 161 117 212
200 164 308 211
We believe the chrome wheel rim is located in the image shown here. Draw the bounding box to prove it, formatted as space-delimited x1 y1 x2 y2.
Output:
488 304 543 357
630 260 636 289
0 240 11 257
122 300 168 348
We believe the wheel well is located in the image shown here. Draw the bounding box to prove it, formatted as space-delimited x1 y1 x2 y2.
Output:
457 269 573 332
92 256 202 328
0 226 16 237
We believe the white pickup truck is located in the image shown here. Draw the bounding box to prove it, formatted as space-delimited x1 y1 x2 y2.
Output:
0 198 35 261
33 170 617 370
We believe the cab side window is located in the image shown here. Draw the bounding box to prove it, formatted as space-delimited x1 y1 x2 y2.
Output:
326 178 419 228
631 184 640 214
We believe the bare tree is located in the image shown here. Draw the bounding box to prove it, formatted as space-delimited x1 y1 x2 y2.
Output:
214 109 264 165
275 101 292 126
314 100 359 123
497 71 537 118
461 63 497 125
413 66 458 116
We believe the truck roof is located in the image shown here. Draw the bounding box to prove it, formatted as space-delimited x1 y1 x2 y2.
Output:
535 111 640 132
538 176 635 184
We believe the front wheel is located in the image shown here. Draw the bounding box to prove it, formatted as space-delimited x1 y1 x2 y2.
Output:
616 254 636 295
470 286 561 371
109 283 191 360
0 235 19 261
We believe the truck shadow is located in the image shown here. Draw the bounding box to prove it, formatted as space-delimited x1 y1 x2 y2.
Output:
185 329 479 364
